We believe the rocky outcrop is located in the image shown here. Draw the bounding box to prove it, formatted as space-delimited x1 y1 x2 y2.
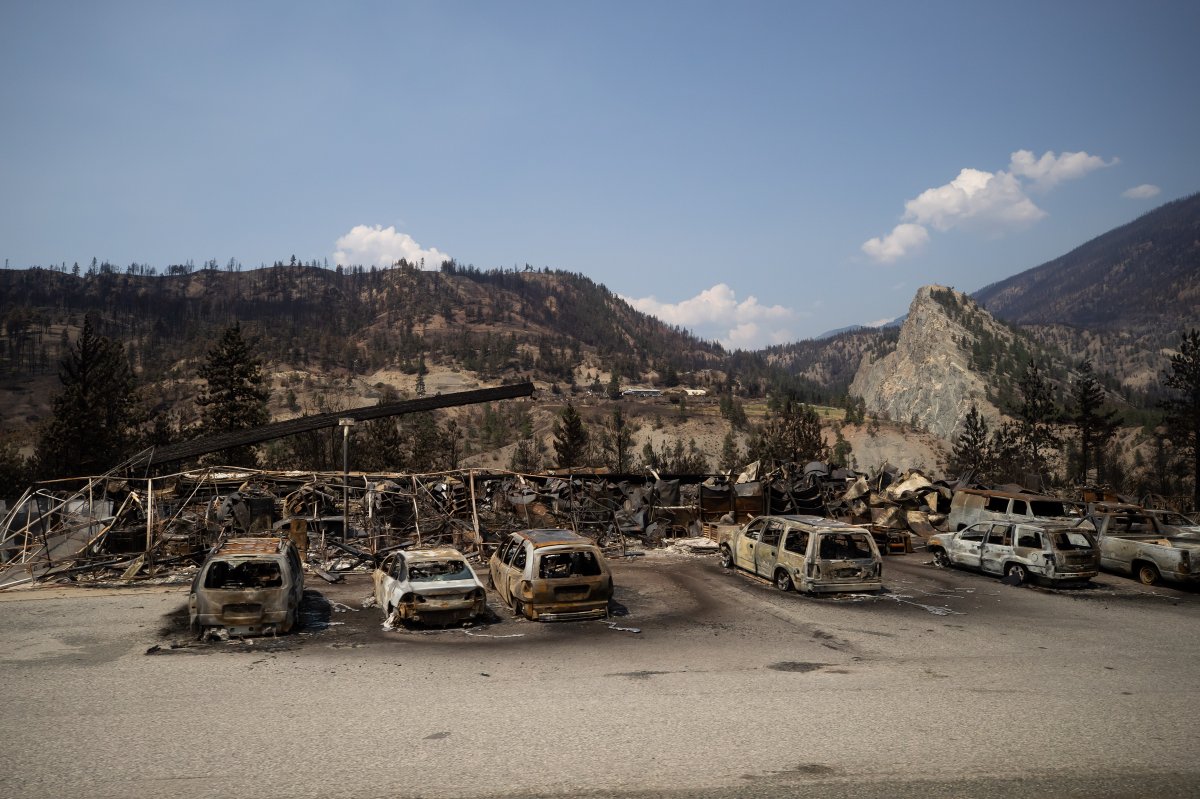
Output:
849 286 1003 442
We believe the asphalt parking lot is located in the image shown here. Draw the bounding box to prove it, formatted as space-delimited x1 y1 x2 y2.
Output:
150 543 1200 658
2 548 1198 798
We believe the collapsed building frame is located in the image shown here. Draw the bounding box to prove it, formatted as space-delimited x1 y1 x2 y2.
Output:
0 460 939 590
0 464 704 588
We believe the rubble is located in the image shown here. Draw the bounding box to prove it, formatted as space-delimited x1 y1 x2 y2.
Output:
0 453 1078 592
695 460 946 553
1 465 726 590
667 537 720 555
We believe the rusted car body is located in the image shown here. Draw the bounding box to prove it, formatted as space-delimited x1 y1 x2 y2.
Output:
488 529 613 621
928 521 1099 585
189 537 304 635
373 547 488 625
718 515 883 593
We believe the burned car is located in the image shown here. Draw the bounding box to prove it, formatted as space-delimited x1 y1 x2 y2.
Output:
928 521 1099 585
373 547 488 626
189 537 304 636
488 529 613 621
718 515 883 593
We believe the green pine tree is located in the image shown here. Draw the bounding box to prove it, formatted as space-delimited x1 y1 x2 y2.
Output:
405 411 445 473
675 438 709 473
35 316 141 478
356 389 409 471
600 408 638 472
1016 360 1061 482
1160 329 1200 509
719 430 742 474
730 397 749 429
415 352 427 397
1070 358 1122 484
950 402 991 480
988 421 1025 485
196 322 270 467
552 401 590 468
746 400 828 465
0 436 31 501
606 371 621 400
831 428 852 468
509 433 545 474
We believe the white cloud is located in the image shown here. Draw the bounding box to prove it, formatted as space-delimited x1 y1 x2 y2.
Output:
1123 183 1161 199
904 168 1045 232
623 283 801 350
333 224 451 269
726 323 766 350
1009 149 1117 190
862 149 1116 263
861 223 930 263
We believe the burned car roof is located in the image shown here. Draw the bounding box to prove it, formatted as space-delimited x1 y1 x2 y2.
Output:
401 547 469 562
753 514 871 531
953 487 1071 502
510 528 597 547
209 537 292 557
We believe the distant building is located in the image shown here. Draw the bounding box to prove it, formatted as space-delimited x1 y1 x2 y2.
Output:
621 388 663 397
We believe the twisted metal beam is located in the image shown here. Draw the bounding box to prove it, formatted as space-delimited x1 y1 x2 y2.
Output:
142 382 535 468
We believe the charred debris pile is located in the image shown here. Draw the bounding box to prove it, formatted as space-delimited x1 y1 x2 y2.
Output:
0 461 956 591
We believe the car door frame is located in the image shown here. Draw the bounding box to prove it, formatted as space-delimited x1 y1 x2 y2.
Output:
490 537 516 603
952 524 988 570
376 552 402 608
736 518 764 571
499 540 529 607
778 523 811 578
980 523 1012 575
755 518 783 578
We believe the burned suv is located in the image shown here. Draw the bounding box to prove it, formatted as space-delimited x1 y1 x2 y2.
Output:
718 515 883 594
928 521 1099 585
189 537 304 636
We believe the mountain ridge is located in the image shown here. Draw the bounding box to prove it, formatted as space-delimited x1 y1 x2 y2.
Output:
972 192 1200 391
1 193 1197 456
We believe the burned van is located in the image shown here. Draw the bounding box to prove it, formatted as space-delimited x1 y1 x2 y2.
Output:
189 537 304 636
947 488 1079 531
488 529 613 621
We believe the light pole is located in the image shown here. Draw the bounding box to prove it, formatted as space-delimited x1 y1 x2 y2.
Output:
339 418 356 543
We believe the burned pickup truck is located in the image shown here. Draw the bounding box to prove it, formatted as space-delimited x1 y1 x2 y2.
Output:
189 537 305 636
1088 509 1200 586
718 515 883 593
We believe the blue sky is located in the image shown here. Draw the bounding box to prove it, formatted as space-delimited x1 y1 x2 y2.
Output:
2 1 1197 348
